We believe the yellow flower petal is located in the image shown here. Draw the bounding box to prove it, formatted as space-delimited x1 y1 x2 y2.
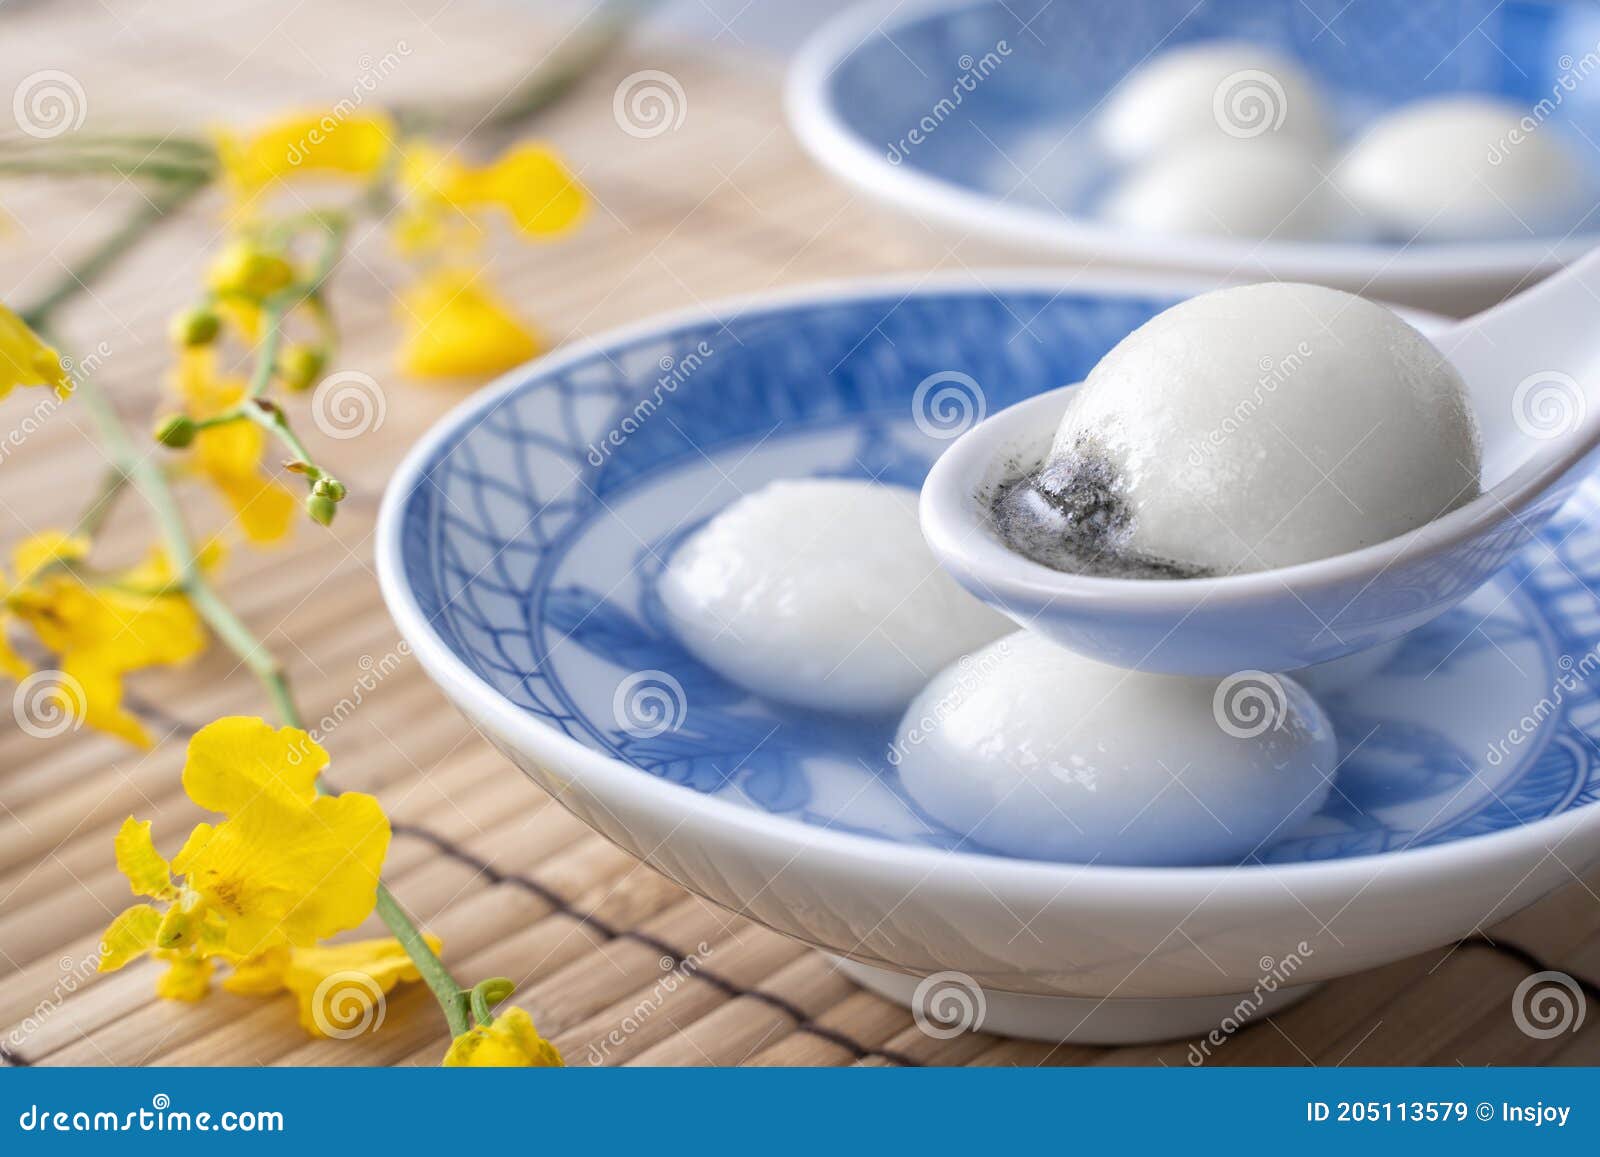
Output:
213 467 298 544
400 143 584 241
471 144 586 237
221 946 292 996
172 719 387 958
181 716 327 811
172 351 297 544
63 657 154 749
5 535 208 748
207 239 296 301
282 934 440 1037
98 904 162 972
113 817 177 900
397 271 541 380
216 111 395 194
0 304 70 400
102 719 392 980
443 1006 563 1067
11 530 88 579
0 628 28 682
154 954 214 1001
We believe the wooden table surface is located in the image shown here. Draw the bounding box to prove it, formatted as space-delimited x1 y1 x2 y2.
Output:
2 0 1599 1067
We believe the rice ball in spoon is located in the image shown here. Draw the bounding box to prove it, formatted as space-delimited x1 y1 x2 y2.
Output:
1099 40 1331 164
893 632 1335 865
1338 96 1590 242
994 282 1481 577
660 478 1011 715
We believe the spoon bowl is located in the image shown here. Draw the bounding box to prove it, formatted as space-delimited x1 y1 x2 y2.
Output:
921 256 1600 675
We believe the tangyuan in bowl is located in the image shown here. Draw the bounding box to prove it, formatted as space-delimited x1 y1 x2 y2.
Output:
379 275 1600 1043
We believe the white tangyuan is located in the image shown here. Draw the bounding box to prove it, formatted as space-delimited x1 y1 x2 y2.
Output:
1099 40 1331 164
660 479 1011 714
1099 138 1357 241
893 632 1336 865
1338 96 1590 242
999 282 1480 576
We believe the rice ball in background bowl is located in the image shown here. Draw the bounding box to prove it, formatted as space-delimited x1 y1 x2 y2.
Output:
1098 39 1332 164
1099 138 1357 241
1337 96 1591 242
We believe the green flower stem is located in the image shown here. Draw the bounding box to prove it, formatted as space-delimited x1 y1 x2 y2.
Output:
70 468 130 540
54 338 473 1046
21 176 209 334
379 887 472 1037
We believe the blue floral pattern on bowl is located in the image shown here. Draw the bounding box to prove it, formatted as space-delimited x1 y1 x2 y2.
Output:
397 285 1600 866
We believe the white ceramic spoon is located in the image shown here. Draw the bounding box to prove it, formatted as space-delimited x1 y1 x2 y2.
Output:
920 251 1600 675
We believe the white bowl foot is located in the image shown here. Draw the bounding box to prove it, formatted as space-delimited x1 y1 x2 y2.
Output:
830 956 1320 1045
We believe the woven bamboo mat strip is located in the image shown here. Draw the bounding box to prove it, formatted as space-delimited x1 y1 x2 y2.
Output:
2 0 1599 1068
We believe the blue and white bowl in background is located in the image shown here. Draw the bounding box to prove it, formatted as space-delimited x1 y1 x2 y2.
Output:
787 0 1600 296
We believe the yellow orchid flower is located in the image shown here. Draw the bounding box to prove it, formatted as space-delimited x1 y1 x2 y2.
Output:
216 110 396 195
442 1006 563 1067
154 954 215 1001
98 717 391 988
2 533 210 746
399 142 585 253
0 304 70 400
397 269 542 379
171 349 296 543
223 934 441 1036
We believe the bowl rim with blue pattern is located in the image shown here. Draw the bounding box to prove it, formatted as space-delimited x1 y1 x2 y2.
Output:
375 270 1600 893
786 0 1599 290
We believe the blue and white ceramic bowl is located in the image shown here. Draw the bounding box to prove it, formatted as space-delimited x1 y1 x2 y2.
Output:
377 275 1600 1043
787 0 1600 294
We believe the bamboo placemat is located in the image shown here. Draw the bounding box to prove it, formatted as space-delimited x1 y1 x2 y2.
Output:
2 0 1599 1068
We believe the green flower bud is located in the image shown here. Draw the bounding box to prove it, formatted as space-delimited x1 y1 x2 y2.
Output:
312 476 347 502
154 414 198 449
280 345 327 393
169 307 221 348
306 493 338 527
